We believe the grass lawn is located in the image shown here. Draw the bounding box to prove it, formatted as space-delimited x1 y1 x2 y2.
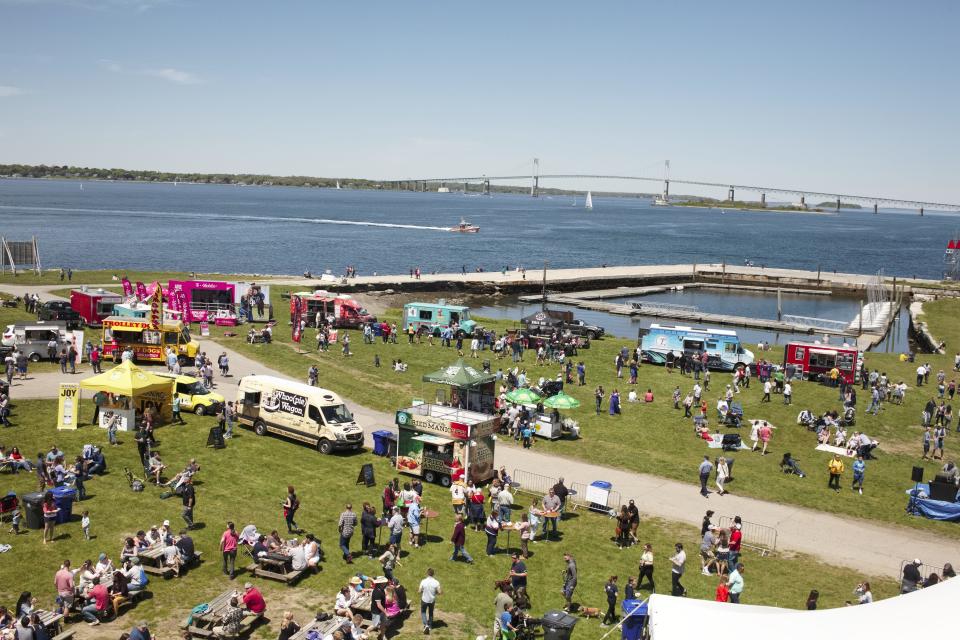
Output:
205 286 960 540
918 299 960 352
0 399 897 639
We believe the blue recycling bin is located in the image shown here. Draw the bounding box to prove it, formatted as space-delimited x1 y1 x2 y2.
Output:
621 599 647 640
372 430 397 457
50 485 77 524
589 480 613 512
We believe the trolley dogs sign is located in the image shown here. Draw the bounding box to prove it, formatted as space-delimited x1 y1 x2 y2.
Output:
262 389 307 417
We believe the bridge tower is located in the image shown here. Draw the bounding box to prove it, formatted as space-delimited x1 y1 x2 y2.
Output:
531 158 540 197
727 187 735 202
874 203 878 214
760 193 766 206
800 195 806 209
483 179 490 195
836 198 841 212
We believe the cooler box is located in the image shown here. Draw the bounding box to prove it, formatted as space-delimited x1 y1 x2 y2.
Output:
372 430 397 457
620 599 648 640
541 610 578 640
50 486 77 524
21 492 45 530
587 480 612 512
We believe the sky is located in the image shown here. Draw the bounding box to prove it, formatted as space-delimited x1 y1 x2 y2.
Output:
0 0 958 203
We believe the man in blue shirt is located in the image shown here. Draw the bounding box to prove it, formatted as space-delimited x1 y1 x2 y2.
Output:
129 621 151 640
698 456 713 497
408 500 422 548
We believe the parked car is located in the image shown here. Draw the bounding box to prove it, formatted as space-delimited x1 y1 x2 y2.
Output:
37 301 82 328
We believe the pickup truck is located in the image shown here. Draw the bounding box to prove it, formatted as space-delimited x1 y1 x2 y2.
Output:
37 301 82 328
522 309 605 340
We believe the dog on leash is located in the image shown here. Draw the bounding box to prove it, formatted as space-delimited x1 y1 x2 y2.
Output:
579 606 601 619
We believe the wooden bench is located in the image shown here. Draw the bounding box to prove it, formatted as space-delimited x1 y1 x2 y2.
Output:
52 630 75 640
187 612 264 638
245 561 304 584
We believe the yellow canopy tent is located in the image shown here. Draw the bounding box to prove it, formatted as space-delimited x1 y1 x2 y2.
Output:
80 360 174 423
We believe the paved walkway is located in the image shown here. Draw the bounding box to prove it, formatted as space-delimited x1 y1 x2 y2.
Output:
2 283 955 579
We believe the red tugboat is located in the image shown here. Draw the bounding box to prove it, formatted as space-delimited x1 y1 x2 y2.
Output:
449 218 480 233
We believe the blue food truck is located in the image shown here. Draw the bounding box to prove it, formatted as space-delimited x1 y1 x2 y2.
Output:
639 323 754 371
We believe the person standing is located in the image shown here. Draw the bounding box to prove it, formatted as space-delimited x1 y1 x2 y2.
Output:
450 514 473 563
418 568 441 635
360 502 379 558
670 542 686 597
42 492 59 544
758 421 772 456
338 503 358 564
783 381 792 405
638 543 655 591
715 457 729 496
828 454 844 493
283 486 300 534
181 477 195 530
484 512 500 556
561 552 578 612
601 575 619 627
171 395 185 425
728 523 743 568
220 521 239 579
594 385 605 415
727 563 745 603
852 455 866 495
698 456 713 497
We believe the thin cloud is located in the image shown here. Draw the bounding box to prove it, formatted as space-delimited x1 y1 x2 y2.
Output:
99 59 123 73
0 0 170 10
145 67 202 85
0 85 25 97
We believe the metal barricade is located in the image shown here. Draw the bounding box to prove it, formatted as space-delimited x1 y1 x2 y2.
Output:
511 468 559 499
717 516 778 556
898 560 943 593
511 468 621 515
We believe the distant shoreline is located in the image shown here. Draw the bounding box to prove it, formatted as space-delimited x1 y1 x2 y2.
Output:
669 203 837 215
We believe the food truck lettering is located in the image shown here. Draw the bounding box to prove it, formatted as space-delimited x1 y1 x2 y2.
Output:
263 390 307 417
396 411 471 439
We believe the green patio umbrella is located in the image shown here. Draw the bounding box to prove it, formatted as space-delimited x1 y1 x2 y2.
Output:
421 358 496 387
543 391 581 410
505 387 542 405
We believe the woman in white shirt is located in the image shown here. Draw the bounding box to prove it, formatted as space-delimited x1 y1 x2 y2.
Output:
715 458 729 496
335 586 353 617
855 582 873 604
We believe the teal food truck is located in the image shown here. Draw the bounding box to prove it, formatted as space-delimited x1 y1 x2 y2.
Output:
403 301 477 337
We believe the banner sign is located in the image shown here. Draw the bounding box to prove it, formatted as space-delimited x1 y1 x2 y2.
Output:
57 383 81 430
200 321 210 337
292 296 303 343
134 281 147 301
121 277 133 297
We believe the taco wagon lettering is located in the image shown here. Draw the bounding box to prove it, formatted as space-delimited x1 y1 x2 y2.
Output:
264 390 308 417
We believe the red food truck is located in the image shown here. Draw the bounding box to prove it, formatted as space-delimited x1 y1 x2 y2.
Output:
289 291 376 328
784 341 863 384
70 289 123 327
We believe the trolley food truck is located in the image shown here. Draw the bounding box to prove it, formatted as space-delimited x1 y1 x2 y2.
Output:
289 291 376 328
639 323 754 371
784 341 862 384
395 404 497 486
403 301 477 337
70 289 123 327
101 316 199 364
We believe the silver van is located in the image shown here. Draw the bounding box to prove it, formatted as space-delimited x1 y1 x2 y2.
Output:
1 321 70 361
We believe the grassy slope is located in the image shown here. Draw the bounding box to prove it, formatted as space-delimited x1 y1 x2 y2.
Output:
207 287 960 540
919 298 960 352
0 400 896 639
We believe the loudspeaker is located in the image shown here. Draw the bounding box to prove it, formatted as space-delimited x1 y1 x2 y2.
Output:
929 481 958 502
911 466 924 483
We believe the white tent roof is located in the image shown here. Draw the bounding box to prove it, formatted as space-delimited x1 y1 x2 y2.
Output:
647 577 959 640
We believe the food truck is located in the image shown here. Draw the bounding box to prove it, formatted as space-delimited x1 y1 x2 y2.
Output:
639 323 754 371
403 301 477 337
167 280 236 323
70 289 123 327
101 316 199 364
784 341 862 384
394 404 497 486
289 291 376 328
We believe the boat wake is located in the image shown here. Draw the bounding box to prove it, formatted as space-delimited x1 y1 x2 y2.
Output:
0 205 453 232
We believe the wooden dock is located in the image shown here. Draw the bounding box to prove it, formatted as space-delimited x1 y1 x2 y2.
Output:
519 282 832 303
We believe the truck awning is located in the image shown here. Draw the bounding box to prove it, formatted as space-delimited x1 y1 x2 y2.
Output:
411 434 455 446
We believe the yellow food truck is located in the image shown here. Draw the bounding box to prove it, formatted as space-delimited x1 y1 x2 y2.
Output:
101 316 199 365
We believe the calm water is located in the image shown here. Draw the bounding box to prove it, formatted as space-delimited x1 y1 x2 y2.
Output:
0 178 956 278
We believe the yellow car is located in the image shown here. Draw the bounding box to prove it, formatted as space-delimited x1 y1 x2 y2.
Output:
156 373 225 416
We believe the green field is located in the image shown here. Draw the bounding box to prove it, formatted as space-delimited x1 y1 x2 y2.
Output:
918 298 960 352
206 286 960 540
0 400 897 639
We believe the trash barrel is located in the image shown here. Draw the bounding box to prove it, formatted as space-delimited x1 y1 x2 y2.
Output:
50 486 77 524
541 609 578 640
21 492 45 530
372 430 396 457
620 599 648 640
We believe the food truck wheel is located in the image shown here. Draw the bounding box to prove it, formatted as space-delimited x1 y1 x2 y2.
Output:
439 475 452 488
317 438 333 455
177 355 192 367
253 419 267 436
29 353 41 362
194 405 206 416
424 471 437 484
586 330 598 340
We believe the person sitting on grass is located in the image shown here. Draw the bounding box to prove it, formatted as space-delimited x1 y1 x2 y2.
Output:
780 452 806 478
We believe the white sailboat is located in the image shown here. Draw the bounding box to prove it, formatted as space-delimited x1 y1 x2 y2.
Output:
335 180 342 190
585 191 593 210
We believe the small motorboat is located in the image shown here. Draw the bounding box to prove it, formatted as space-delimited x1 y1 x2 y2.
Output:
450 218 480 233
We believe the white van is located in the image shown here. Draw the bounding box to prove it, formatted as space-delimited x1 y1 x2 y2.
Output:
1 322 70 361
235 375 364 454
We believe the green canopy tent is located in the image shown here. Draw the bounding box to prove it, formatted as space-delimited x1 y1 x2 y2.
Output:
421 358 497 413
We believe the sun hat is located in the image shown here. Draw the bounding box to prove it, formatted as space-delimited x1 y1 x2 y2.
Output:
244 582 253 589
373 576 389 584
349 577 362 585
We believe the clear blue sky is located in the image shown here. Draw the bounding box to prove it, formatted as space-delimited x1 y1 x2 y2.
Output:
1 0 957 202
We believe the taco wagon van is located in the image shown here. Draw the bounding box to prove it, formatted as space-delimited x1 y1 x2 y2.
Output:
235 375 364 454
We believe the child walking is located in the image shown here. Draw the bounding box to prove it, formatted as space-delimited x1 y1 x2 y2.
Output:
81 510 91 540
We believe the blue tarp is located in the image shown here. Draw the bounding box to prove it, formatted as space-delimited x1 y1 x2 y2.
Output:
906 484 960 522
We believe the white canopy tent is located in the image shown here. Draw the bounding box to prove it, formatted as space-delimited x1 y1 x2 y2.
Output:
647 577 959 640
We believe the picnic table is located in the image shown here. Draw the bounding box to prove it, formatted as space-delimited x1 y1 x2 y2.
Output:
138 544 203 577
245 550 305 584
351 591 372 614
185 588 263 638
35 610 64 635
289 616 346 640
500 521 526 552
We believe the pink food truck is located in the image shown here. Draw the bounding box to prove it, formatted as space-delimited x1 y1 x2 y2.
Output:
167 280 236 323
